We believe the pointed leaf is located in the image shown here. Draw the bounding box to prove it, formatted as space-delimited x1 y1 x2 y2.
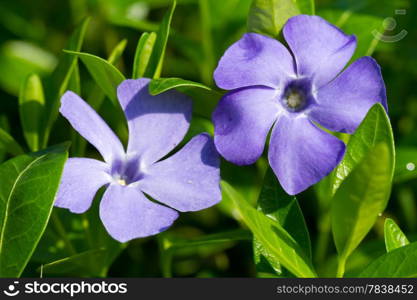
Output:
64 50 126 106
133 32 157 79
222 181 317 278
247 0 300 38
149 77 211 95
330 104 394 198
254 168 311 276
0 144 68 277
384 218 409 252
332 142 394 262
359 242 417 277
19 73 45 151
144 1 176 78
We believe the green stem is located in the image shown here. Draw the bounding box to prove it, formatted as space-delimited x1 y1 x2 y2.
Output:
336 256 347 278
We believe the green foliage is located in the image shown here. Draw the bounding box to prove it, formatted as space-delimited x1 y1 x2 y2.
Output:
0 144 68 277
64 51 126 106
247 0 314 38
19 73 45 152
359 242 417 277
253 168 311 277
149 77 211 95
222 181 317 278
144 1 176 79
133 32 157 79
384 218 409 252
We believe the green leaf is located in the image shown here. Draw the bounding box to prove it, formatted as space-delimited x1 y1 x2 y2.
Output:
384 218 409 252
0 128 24 156
297 0 315 14
222 181 317 278
332 142 394 268
254 168 311 276
394 147 417 183
144 1 176 78
330 104 394 197
247 0 300 38
359 242 417 277
0 41 56 95
64 50 126 106
19 73 45 152
149 77 211 95
0 144 68 277
133 32 157 79
42 17 90 147
107 39 128 64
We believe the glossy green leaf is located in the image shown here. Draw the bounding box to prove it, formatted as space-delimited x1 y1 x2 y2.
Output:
297 0 315 14
144 1 176 78
331 104 394 197
222 181 317 278
384 218 409 252
42 17 90 147
254 168 311 277
149 77 211 95
247 0 301 38
359 242 417 277
0 128 24 156
394 147 417 183
332 142 394 267
64 50 126 106
133 32 157 79
0 144 68 277
19 73 45 152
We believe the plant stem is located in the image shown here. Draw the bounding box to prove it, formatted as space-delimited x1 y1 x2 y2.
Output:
336 256 347 278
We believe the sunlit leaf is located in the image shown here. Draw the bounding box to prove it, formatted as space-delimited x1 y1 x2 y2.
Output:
222 181 317 278
331 104 394 197
64 50 126 106
0 144 68 277
332 142 394 266
144 0 176 78
359 242 417 277
384 218 409 252
19 73 45 152
247 0 300 38
149 77 211 95
133 32 157 79
254 168 311 277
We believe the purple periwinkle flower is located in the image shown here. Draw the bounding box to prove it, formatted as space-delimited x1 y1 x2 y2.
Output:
213 15 387 195
55 78 221 242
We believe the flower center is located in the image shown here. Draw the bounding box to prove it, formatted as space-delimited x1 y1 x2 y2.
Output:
111 155 144 186
281 78 314 112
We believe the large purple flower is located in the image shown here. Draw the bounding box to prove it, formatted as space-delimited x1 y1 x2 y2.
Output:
213 15 387 195
55 78 221 242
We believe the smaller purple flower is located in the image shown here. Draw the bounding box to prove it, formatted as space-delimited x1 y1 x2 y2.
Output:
213 15 387 195
55 78 221 242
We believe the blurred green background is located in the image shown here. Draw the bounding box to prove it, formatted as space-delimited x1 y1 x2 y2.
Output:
0 0 416 277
